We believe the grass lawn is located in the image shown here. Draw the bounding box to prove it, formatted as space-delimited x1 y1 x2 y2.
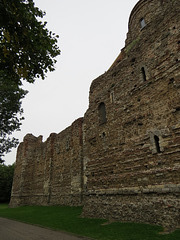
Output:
0 204 179 240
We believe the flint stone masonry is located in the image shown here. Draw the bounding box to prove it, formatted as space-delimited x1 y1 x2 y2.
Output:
10 0 180 230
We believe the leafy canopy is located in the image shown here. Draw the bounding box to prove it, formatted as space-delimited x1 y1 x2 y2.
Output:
0 0 60 162
0 163 14 202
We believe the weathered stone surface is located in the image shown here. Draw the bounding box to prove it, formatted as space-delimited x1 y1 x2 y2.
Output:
10 0 180 231
82 0 180 230
10 118 83 207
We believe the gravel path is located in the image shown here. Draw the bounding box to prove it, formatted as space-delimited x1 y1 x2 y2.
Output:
0 217 91 240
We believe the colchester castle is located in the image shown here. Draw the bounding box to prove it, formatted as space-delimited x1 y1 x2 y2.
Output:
10 0 180 230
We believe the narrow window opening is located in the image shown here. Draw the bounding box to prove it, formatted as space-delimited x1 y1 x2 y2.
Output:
140 18 146 29
98 102 107 125
154 135 161 153
141 67 147 81
110 92 114 103
102 132 106 138
66 138 70 151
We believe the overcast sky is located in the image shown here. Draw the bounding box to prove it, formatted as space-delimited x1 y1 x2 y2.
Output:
5 0 139 165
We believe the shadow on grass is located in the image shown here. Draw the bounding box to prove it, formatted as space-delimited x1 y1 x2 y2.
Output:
0 204 179 240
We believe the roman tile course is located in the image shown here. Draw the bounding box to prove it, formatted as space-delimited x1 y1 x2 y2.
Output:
10 0 180 230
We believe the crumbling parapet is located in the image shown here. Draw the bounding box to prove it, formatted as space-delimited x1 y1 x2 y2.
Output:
10 118 84 207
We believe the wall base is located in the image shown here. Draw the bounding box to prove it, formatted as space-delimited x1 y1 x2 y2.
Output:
82 193 180 231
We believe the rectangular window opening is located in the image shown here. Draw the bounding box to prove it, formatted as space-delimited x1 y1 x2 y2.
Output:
140 18 146 29
141 67 147 81
154 135 161 153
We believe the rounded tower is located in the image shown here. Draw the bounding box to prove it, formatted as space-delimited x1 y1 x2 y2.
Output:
83 0 180 230
126 0 174 45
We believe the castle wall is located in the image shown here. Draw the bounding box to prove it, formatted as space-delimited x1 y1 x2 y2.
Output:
82 0 180 229
10 0 180 230
10 118 83 207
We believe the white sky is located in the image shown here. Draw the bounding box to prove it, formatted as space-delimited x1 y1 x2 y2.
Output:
5 0 139 165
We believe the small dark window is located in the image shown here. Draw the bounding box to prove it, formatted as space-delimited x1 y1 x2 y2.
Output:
98 102 107 125
140 18 146 29
154 135 161 153
169 78 174 83
141 67 147 81
66 138 70 151
102 132 106 138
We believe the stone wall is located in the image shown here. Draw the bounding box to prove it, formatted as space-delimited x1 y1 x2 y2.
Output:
10 0 180 230
82 0 180 230
10 118 83 207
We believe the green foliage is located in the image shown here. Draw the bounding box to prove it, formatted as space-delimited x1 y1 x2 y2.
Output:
0 164 14 202
0 0 60 82
125 36 140 53
0 205 179 240
0 70 27 162
0 0 60 161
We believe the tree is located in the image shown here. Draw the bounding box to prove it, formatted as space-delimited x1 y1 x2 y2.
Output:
0 163 15 202
0 70 27 163
0 0 60 162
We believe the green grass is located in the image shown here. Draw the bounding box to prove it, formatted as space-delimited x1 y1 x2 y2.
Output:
0 204 179 240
